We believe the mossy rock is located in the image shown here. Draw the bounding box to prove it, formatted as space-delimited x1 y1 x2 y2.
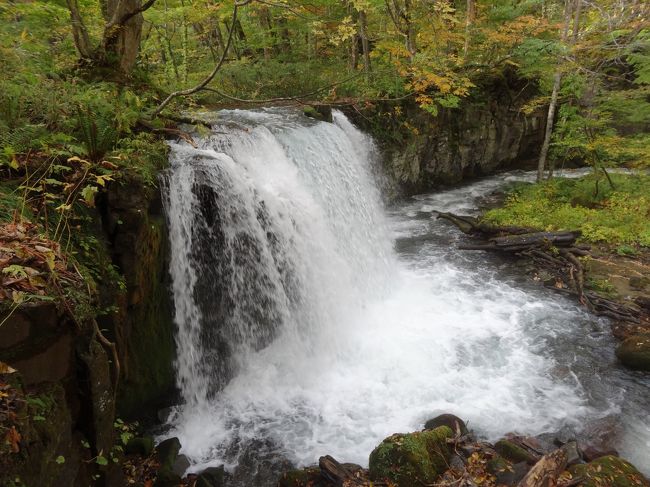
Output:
156 437 181 469
616 333 650 371
302 105 333 123
568 455 650 487
494 439 538 465
423 413 469 436
277 467 323 487
368 426 453 487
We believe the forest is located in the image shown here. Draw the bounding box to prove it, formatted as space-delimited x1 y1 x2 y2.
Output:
1 0 649 486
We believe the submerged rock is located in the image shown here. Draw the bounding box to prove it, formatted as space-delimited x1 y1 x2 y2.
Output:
569 455 650 487
423 413 469 436
368 426 453 487
616 333 650 371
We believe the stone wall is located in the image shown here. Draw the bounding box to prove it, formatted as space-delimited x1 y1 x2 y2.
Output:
345 72 546 196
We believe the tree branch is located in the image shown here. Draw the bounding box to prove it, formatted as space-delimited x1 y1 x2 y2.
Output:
151 0 254 116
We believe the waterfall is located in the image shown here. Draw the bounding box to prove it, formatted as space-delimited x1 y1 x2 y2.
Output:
163 108 649 484
165 109 394 406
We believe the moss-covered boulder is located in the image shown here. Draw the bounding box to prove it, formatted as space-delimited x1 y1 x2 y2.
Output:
494 439 538 465
616 333 650 371
368 426 453 487
568 455 650 487
303 105 333 123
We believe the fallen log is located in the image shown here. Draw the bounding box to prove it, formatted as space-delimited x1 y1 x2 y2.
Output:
319 455 361 486
517 448 568 487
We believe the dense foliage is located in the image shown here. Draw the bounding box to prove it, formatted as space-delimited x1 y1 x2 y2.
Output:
485 173 650 247
0 0 648 259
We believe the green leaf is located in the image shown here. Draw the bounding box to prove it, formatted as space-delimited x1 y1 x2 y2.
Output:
81 185 98 206
96 455 108 466
55 455 65 464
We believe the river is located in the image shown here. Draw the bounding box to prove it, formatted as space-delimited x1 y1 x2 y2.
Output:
162 108 650 486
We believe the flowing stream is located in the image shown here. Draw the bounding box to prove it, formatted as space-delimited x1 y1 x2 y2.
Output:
163 108 650 485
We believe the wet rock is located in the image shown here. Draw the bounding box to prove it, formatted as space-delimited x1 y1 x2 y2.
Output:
423 413 469 436
562 441 582 467
580 445 619 463
494 439 539 465
156 437 181 469
195 466 225 487
579 416 621 461
173 454 191 476
125 436 155 457
616 333 650 371
154 467 182 487
303 105 333 123
487 458 528 486
569 455 650 486
277 467 324 487
157 406 177 423
368 426 453 487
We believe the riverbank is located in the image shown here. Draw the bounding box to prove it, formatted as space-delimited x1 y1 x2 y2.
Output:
479 171 650 372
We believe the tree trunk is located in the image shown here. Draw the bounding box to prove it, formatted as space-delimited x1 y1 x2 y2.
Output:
537 71 561 182
358 9 371 76
101 0 146 74
536 0 573 182
66 0 93 59
463 0 475 57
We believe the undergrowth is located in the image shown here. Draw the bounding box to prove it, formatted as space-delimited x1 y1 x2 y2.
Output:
484 173 650 247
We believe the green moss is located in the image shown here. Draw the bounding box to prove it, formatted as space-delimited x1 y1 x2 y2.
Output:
484 173 650 247
616 333 650 371
569 455 650 487
494 440 537 464
368 426 453 487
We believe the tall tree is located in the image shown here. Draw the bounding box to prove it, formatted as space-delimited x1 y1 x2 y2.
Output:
537 0 574 182
67 0 157 75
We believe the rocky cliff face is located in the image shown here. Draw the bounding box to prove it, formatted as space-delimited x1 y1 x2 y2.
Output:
0 170 175 486
346 73 546 196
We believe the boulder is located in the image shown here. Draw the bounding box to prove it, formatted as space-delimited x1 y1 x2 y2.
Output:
303 105 333 123
156 437 181 469
195 466 226 487
153 467 181 487
616 333 650 371
569 455 650 487
172 454 190 476
494 439 539 465
368 426 453 487
423 413 469 436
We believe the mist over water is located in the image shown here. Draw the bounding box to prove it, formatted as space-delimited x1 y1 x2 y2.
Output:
163 108 650 484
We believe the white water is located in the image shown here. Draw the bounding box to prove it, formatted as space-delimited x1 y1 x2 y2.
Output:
164 108 650 484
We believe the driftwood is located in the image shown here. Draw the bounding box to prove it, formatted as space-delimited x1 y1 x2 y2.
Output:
440 212 642 324
517 448 568 487
436 211 532 236
319 455 362 486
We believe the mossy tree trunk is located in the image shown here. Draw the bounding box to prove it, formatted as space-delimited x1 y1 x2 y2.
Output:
66 0 156 76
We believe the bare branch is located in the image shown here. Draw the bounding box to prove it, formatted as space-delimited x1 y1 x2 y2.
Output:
152 0 254 116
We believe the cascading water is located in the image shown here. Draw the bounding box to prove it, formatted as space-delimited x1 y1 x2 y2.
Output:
164 108 650 485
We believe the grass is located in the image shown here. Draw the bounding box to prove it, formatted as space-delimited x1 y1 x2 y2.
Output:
484 172 650 247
